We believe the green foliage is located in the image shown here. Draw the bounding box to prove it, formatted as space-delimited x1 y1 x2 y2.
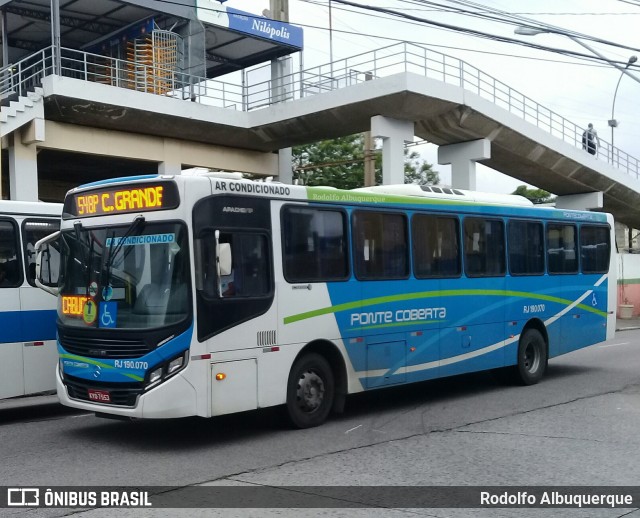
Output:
512 185 555 204
292 134 440 189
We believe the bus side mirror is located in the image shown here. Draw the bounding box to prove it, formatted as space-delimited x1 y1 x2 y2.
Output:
218 243 232 276
35 231 60 296
215 230 233 298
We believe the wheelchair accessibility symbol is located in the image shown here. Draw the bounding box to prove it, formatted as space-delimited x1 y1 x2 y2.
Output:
99 302 117 328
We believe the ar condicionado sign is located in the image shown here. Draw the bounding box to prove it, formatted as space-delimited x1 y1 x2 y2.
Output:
65 182 179 218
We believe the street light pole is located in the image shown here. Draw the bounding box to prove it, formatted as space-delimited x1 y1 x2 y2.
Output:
515 26 640 86
50 0 61 75
515 26 640 163
609 55 638 163
329 0 334 81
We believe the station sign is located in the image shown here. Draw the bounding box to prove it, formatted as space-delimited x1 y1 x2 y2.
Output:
196 1 303 49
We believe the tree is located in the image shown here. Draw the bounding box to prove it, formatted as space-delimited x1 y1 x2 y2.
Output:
292 134 439 189
404 148 440 186
512 185 555 204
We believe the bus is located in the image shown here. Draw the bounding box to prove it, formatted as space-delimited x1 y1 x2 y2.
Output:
0 200 61 400
35 173 615 427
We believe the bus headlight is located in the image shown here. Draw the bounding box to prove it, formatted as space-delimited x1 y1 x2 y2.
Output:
149 367 163 385
167 355 184 375
144 352 188 389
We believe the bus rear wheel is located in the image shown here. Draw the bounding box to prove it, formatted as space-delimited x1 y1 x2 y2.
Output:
286 353 334 429
514 328 547 385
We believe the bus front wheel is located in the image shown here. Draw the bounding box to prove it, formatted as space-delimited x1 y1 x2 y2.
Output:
286 353 335 429
514 328 547 385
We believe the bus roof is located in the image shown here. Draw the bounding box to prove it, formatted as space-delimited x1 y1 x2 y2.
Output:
353 184 533 206
68 172 609 223
0 200 62 217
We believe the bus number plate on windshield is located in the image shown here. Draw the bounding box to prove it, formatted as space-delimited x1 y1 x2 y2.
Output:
88 389 111 403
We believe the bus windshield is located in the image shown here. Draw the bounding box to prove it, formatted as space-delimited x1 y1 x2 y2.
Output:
58 221 190 330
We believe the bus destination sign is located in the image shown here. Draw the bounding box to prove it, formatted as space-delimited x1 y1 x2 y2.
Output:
64 182 180 218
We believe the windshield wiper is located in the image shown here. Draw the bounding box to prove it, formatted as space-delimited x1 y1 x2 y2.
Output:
74 221 96 296
102 216 145 292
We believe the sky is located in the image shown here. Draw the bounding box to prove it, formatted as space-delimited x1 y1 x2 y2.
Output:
218 0 640 193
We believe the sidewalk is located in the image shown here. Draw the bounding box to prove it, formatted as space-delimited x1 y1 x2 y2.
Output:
616 315 640 331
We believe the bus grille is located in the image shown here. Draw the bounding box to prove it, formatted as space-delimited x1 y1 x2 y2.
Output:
63 374 143 407
59 335 151 359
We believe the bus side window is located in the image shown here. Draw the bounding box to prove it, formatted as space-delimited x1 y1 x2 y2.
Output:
547 223 578 274
580 225 610 274
463 217 505 277
22 219 61 287
197 231 270 299
508 220 544 275
412 214 460 278
282 206 348 283
0 220 21 288
232 233 270 297
353 211 408 280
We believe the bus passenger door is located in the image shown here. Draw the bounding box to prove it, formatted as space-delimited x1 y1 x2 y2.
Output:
20 219 60 395
547 223 581 355
0 219 25 399
440 217 507 376
352 211 410 387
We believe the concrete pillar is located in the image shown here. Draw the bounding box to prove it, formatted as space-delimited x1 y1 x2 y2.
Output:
158 161 182 175
371 115 414 185
438 139 491 191
555 192 603 211
278 147 293 184
159 139 182 175
8 135 38 201
270 0 293 184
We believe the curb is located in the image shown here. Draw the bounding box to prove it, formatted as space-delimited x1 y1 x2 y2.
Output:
616 325 640 332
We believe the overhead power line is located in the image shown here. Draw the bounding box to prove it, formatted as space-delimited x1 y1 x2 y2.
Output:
300 0 623 69
120 0 640 71
429 0 640 51
327 0 640 67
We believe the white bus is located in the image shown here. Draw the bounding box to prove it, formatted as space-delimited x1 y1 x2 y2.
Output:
0 200 61 400
36 173 615 427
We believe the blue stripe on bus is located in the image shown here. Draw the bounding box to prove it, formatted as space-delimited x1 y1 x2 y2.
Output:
0 309 57 343
59 325 194 383
325 275 608 386
78 175 159 189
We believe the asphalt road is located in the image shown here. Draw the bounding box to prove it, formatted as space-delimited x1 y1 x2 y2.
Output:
2 330 640 517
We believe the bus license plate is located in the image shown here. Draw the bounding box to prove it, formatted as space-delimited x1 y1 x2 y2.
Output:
88 389 111 403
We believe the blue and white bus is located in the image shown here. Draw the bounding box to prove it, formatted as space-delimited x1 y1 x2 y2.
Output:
36 174 615 427
0 200 61 400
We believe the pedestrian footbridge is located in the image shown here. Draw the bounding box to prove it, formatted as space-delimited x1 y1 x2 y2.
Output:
2 43 640 226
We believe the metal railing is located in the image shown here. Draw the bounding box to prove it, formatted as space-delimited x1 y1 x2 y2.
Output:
1 42 639 179
0 47 55 100
244 43 640 178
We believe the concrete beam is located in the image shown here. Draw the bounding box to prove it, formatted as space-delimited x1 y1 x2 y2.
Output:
555 192 604 211
438 138 491 191
22 118 45 144
371 115 414 185
39 121 278 176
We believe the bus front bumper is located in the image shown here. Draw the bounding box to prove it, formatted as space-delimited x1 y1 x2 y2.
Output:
56 368 197 419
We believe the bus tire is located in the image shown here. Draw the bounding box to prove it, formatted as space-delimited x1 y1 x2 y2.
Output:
286 353 335 429
514 328 547 385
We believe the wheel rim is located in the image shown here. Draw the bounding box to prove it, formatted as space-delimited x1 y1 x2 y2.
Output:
523 341 540 374
296 370 325 414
